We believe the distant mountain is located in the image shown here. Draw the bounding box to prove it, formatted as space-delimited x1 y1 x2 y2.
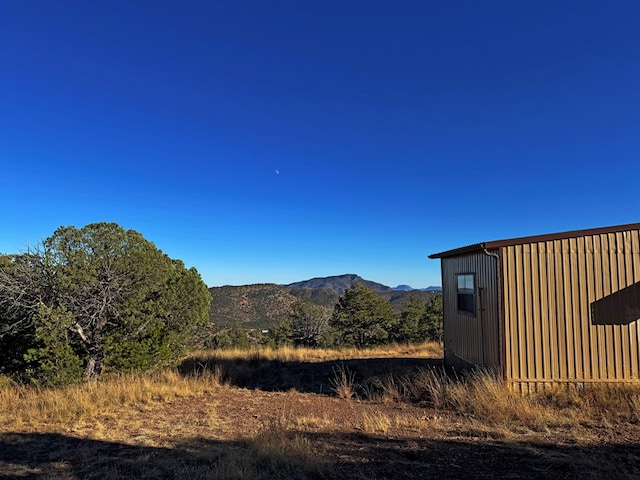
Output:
394 285 443 292
203 275 441 334
286 274 391 294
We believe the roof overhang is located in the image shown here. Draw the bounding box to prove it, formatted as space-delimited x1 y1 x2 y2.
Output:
428 222 640 259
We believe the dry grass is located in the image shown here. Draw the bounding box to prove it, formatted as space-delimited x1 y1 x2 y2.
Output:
444 370 562 433
181 342 640 436
292 415 334 430
190 341 441 364
195 417 328 480
329 363 357 399
2 349 638 438
392 412 435 431
0 369 223 432
361 411 392 434
5 342 635 436
2 342 640 479
366 367 640 436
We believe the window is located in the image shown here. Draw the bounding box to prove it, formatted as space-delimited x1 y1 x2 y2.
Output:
456 274 476 315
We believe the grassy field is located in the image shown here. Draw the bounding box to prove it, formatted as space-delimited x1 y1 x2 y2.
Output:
1 342 639 479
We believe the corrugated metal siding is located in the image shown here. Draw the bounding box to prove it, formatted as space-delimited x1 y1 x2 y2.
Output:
441 251 500 369
502 229 640 385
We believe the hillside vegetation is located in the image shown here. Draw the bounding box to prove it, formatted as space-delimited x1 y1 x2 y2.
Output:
208 274 439 330
208 284 299 329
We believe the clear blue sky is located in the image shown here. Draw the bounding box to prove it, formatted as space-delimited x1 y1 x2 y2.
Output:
1 1 639 289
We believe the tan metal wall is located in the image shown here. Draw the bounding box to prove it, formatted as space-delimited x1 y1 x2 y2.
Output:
441 251 501 369
501 229 640 385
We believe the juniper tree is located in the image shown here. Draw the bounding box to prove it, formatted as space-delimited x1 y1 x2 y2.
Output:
289 299 330 347
423 294 443 342
394 296 428 343
330 284 395 348
0 222 211 384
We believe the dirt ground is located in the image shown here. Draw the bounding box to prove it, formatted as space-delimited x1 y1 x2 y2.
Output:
1 388 640 479
1 356 639 479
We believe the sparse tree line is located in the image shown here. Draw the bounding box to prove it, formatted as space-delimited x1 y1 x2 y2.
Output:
209 284 443 349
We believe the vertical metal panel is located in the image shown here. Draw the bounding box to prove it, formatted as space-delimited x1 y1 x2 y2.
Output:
576 237 590 379
594 234 607 379
631 233 640 378
537 242 551 380
553 241 566 379
515 245 525 379
584 235 600 379
601 233 615 379
545 242 559 379
530 243 543 381
504 246 516 379
622 232 633 378
569 237 583 379
440 251 500 369
561 239 573 379
501 227 640 384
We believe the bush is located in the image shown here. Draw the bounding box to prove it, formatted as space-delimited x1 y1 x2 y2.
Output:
0 222 211 385
205 325 251 349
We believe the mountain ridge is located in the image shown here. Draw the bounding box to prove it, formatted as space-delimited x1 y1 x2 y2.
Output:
206 274 441 331
285 273 392 294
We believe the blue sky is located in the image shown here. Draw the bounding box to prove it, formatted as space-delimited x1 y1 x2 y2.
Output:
1 1 639 289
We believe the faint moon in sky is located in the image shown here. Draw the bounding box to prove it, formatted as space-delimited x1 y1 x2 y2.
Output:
275 169 280 175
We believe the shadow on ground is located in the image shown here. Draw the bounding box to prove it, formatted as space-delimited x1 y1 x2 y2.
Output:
1 430 638 479
178 355 446 396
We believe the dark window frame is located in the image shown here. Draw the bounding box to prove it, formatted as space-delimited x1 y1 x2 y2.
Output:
456 273 476 316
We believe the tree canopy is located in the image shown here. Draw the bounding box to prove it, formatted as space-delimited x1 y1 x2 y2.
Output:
393 294 444 344
330 283 395 348
0 222 211 385
394 296 428 343
423 294 443 342
288 299 330 347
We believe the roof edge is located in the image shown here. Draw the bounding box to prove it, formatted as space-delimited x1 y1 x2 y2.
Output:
428 222 640 259
428 243 485 259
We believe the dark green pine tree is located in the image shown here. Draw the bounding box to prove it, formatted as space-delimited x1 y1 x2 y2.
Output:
330 284 396 348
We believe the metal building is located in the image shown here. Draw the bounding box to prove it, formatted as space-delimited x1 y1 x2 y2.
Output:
429 223 640 389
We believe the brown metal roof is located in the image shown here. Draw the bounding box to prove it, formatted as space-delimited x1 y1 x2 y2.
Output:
428 222 640 259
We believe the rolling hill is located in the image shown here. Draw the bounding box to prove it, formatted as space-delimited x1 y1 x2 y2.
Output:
207 274 440 330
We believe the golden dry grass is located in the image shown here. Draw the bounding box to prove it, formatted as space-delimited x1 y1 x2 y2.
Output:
361 411 392 434
0 369 223 433
3 341 638 436
2 342 640 479
386 367 640 437
190 341 442 364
